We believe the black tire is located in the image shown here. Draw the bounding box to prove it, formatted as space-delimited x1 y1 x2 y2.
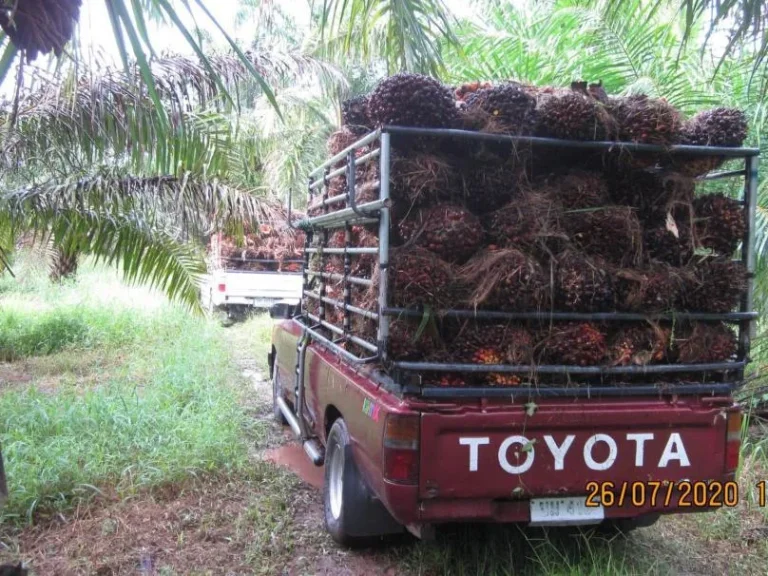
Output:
323 418 404 547
272 365 288 425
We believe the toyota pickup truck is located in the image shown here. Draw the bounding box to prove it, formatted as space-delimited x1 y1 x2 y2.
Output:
268 126 757 545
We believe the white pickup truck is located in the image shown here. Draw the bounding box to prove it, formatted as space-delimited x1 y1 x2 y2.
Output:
202 233 303 321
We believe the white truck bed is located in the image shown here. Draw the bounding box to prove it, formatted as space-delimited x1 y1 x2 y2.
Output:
203 269 303 311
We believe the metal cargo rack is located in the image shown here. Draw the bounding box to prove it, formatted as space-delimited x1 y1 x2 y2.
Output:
290 126 760 399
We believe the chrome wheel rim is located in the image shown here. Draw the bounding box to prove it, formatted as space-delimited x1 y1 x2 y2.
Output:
328 441 344 520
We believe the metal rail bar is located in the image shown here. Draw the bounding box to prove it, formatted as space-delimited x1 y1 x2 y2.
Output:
740 155 759 363
418 383 740 399
382 126 761 157
309 129 382 178
306 313 379 353
220 257 305 264
305 292 379 321
305 247 379 255
383 307 758 322
299 200 386 228
300 322 380 364
377 132 392 362
699 169 747 181
309 149 382 192
392 361 745 374
306 270 373 287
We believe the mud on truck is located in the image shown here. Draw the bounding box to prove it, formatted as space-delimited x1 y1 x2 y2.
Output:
268 81 758 545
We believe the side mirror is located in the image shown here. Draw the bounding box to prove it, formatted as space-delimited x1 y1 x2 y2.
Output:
270 302 297 319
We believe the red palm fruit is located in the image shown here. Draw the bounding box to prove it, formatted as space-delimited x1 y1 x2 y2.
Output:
555 250 614 312
615 265 683 313
563 206 643 267
538 323 608 366
673 322 737 364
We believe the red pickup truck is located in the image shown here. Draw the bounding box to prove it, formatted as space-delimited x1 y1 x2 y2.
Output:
268 127 757 545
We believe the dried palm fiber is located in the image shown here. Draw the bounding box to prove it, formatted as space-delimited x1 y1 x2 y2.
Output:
461 156 522 214
327 225 378 277
693 193 745 256
534 83 615 141
642 201 696 266
673 322 737 364
608 324 671 366
398 204 483 264
328 125 370 159
368 73 459 129
455 81 493 102
679 258 747 313
607 169 695 221
486 190 566 257
540 170 610 210
537 323 608 366
389 152 462 208
615 264 684 312
563 206 643 267
458 248 549 311
342 95 371 127
462 83 537 135
374 246 456 308
450 323 535 386
555 250 614 312
668 108 749 176
0 0 82 61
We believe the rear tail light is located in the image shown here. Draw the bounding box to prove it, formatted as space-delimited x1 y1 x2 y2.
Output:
217 283 226 292
383 414 419 484
724 411 742 478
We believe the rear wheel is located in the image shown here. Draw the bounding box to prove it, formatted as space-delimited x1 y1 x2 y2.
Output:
323 418 404 546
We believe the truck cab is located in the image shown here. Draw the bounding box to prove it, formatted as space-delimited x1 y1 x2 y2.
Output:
269 126 757 545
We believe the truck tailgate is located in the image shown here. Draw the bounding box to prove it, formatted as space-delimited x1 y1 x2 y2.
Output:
419 399 730 500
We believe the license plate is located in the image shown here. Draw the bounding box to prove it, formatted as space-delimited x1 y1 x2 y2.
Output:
529 497 604 526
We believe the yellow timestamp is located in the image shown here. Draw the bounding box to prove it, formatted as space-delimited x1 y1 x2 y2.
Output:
585 480 745 509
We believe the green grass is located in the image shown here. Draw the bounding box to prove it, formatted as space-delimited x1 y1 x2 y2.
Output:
0 252 250 525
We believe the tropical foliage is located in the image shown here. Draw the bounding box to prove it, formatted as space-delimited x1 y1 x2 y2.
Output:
2 0 768 311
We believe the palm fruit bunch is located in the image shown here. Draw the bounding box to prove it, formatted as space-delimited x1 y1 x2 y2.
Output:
607 170 695 222
390 153 461 208
680 258 748 313
386 318 442 361
455 81 493 104
555 250 614 312
673 322 737 364
327 225 378 277
539 323 608 366
342 95 371 127
462 83 537 134
563 206 643 267
670 108 748 176
367 72 459 129
608 324 671 366
541 170 610 210
609 94 683 145
384 247 455 308
462 157 521 214
486 191 565 256
458 248 548 311
642 221 695 267
534 85 615 141
450 323 534 386
0 0 82 61
615 265 683 312
398 204 483 264
693 193 745 256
